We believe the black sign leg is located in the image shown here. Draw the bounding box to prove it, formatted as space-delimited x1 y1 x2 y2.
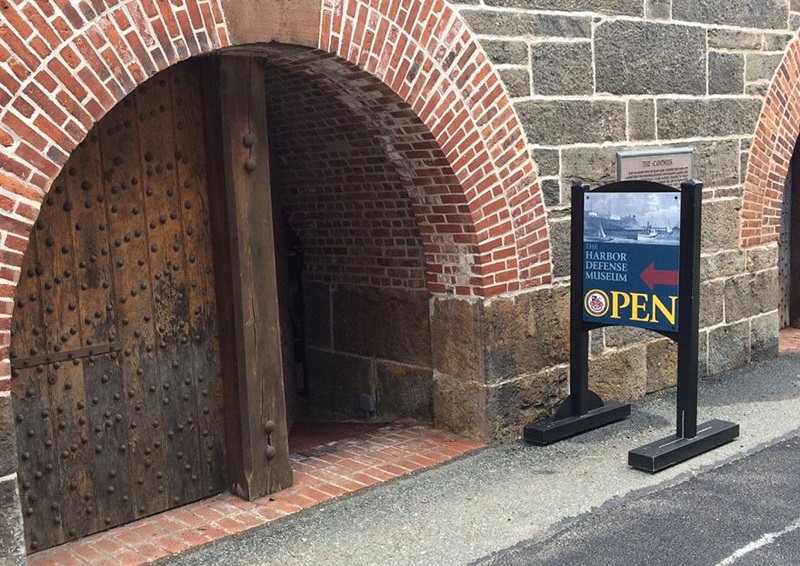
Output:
524 182 631 445
628 180 739 472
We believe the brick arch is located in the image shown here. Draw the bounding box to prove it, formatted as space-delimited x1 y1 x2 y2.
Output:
741 36 800 248
0 0 554 387
261 47 517 295
320 0 551 294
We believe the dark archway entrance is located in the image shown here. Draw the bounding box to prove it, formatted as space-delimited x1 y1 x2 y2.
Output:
781 138 800 329
264 52 434 427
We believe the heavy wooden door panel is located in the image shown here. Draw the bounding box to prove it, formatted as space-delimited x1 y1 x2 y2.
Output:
10 62 226 553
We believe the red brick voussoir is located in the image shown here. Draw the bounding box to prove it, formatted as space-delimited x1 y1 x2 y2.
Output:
742 34 800 248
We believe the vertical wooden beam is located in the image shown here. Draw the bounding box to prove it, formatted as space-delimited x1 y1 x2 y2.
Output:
205 55 292 499
202 56 243 496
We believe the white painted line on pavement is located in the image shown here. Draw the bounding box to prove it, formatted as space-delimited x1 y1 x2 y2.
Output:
715 517 800 566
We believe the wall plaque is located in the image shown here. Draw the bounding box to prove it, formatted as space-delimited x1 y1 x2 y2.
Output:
617 147 693 186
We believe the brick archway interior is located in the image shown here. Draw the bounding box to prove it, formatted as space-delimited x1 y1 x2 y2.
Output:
320 0 551 295
262 47 449 423
264 47 478 293
742 37 800 248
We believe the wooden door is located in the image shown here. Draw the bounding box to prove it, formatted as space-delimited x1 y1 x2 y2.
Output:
10 61 227 553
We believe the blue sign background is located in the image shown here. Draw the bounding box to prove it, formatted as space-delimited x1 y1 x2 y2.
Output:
582 241 680 332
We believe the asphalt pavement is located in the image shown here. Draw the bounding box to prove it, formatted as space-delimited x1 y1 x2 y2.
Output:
476 436 800 566
156 354 800 566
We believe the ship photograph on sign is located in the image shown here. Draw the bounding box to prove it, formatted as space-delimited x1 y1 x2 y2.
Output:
584 192 680 246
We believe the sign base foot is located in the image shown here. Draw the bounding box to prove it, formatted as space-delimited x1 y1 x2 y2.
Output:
628 419 739 473
524 401 631 446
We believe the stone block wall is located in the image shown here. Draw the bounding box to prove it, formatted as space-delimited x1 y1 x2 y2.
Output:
432 288 571 438
304 284 434 422
446 0 791 437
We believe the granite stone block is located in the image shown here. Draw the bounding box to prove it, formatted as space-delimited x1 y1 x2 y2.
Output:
518 100 626 146
709 52 744 95
596 21 706 95
673 0 787 30
462 10 591 38
657 98 763 139
484 0 642 16
531 42 593 95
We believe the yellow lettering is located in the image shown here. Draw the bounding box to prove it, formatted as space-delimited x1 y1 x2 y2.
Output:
611 291 630 319
607 292 678 326
630 293 649 322
651 295 678 326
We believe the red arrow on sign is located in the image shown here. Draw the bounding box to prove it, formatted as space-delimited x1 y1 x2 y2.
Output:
640 262 679 291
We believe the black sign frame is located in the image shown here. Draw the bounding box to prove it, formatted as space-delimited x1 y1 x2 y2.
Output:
525 179 739 472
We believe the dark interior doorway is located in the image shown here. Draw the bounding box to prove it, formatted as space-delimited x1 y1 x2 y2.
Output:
263 55 435 433
782 137 800 328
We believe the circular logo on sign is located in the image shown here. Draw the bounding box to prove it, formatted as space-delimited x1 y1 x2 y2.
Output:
584 289 609 317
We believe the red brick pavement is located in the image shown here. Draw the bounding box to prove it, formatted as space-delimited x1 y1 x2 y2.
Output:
28 422 484 566
779 327 800 354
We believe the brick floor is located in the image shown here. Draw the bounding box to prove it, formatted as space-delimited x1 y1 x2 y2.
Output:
28 422 484 566
779 327 800 354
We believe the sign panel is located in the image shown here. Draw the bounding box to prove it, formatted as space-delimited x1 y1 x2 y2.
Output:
582 191 680 333
617 148 693 186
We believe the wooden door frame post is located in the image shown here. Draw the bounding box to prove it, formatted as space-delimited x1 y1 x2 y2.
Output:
204 54 293 500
